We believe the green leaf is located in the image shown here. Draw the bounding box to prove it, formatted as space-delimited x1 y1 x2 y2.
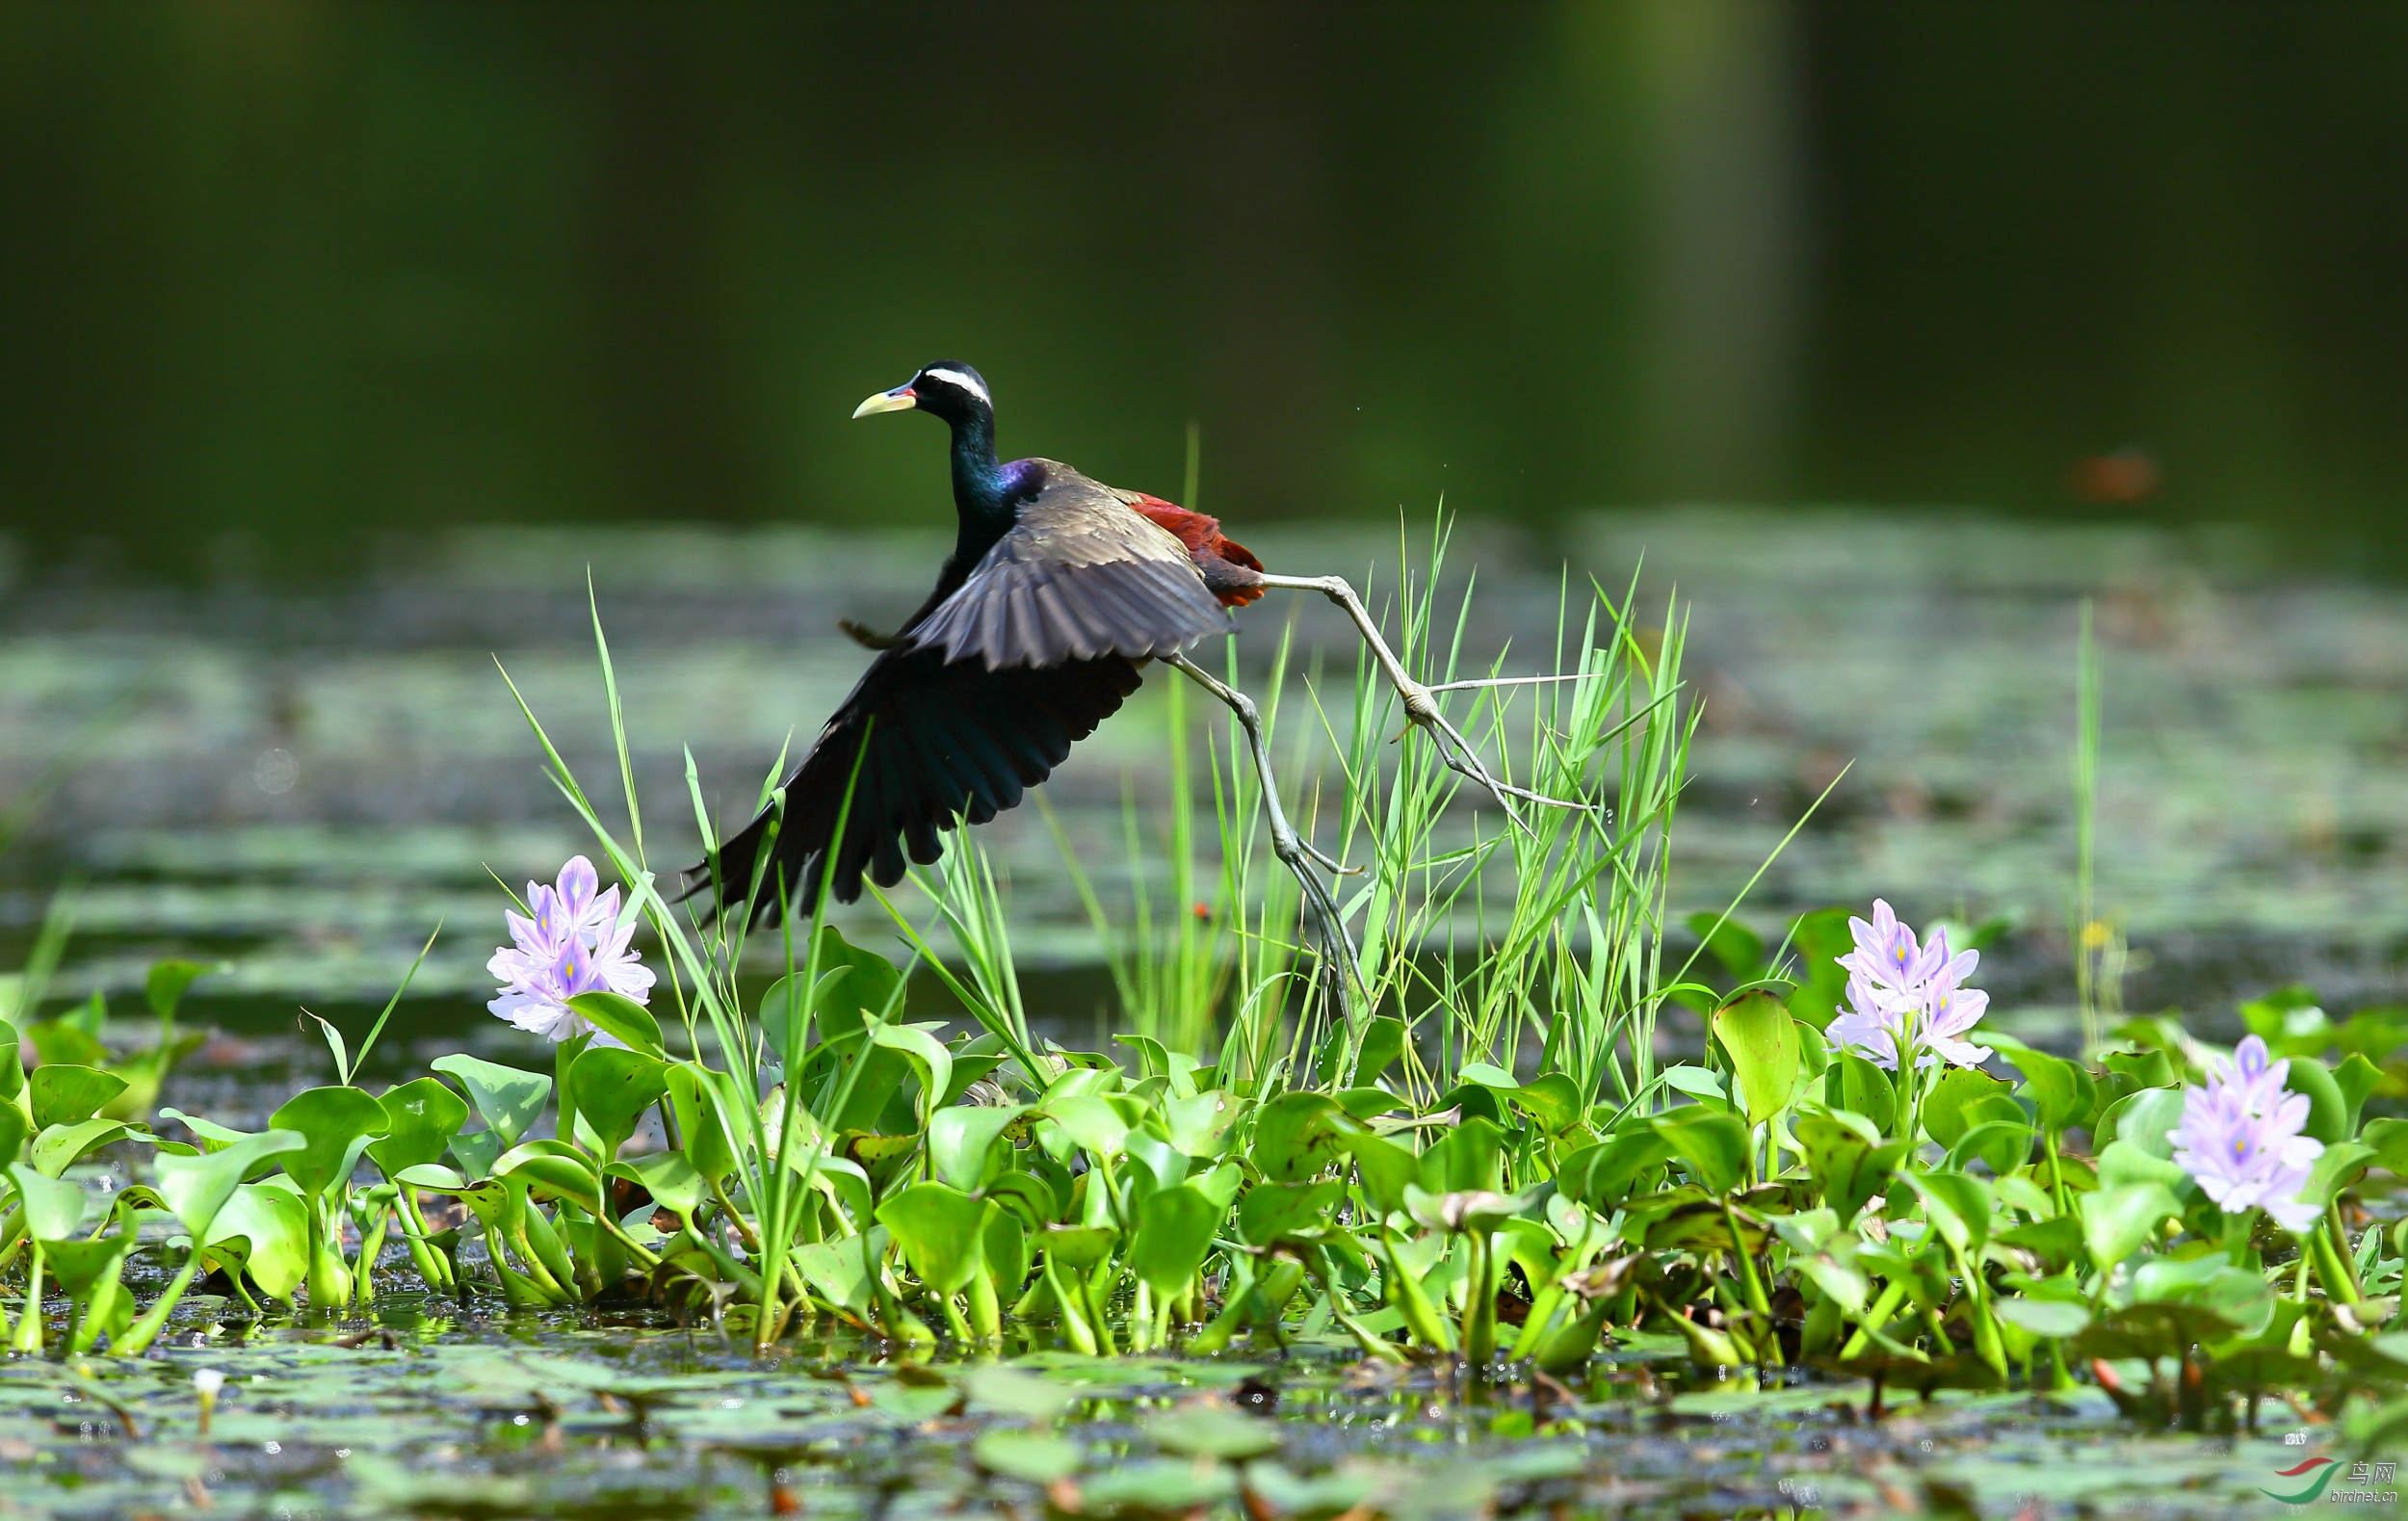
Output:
1418 1116 1506 1193
430 1054 551 1151
564 993 666 1058
31 1117 133 1177
1129 1183 1217 1298
2282 1054 2347 1145
1902 1168 1992 1251
2080 1181 2180 1275
1796 1110 1904 1222
1650 1107 1750 1196
1830 1051 1894 1125
144 959 217 1022
2334 1054 2383 1137
1557 1128 1671 1208
1922 1068 2012 1150
664 1064 740 1185
1251 1092 1354 1184
269 1086 391 1197
1996 1292 2091 1340
930 1104 1025 1192
209 1182 311 1300
1987 1036 2096 1133
973 1429 1082 1484
1711 990 1800 1126
876 1181 987 1294
610 1150 704 1219
1042 1093 1131 1160
869 1021 954 1120
1351 1016 1409 1086
564 1045 669 1161
152 1130 306 1238
1338 1130 1418 1214
366 1077 470 1178
9 1163 87 1239
496 1140 605 1213
30 1065 127 1130
1237 1179 1344 1246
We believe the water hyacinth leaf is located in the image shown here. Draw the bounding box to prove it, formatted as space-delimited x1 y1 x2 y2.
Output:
1650 1107 1749 1196
563 991 665 1058
0 1104 24 1168
144 958 216 1022
1796 1110 1903 1222
610 1150 704 1221
982 1202 1029 1295
972 1429 1082 1484
1148 1404 1279 1460
1921 1068 2010 1150
1557 1127 1671 1208
158 1106 257 1152
1499 1073 1584 1134
1711 990 1799 1125
209 1182 311 1301
1948 1116 2035 1178
1902 1169 1991 1251
2096 1087 2185 1159
2282 1054 2347 1146
565 1045 669 1159
1995 1289 2091 1340
496 1141 606 1214
1129 1183 1217 1298
43 1229 131 1298
153 1130 305 1237
1831 1051 1893 1124
1037 1222 1116 1270
270 1087 391 1197
1251 1092 1354 1183
2333 1053 2381 1135
1986 1036 2097 1133
2131 1255 2276 1336
31 1116 132 1177
869 1020 954 1120
431 1054 551 1152
1338 1130 1418 1214
2302 1141 2375 1208
0 1017 22 1101
1079 1459 1237 1512
1351 1015 1409 1086
367 1077 470 1178
664 1064 740 1185
2080 1180 2180 1275
794 1237 875 1313
876 1181 986 1293
1238 1180 1344 1246
1043 1093 1130 1160
1660 1064 1728 1107
1418 1116 1506 1193
9 1163 86 1240
928 1104 1024 1191
2096 1138 2190 1195
29 1065 127 1130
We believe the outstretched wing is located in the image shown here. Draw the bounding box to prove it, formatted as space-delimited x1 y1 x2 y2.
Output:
903 463 1232 669
700 646 1144 921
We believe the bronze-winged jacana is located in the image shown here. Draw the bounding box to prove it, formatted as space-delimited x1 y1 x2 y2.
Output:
689 363 1576 1002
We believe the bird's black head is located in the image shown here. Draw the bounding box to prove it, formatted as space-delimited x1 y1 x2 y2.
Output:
852 361 993 427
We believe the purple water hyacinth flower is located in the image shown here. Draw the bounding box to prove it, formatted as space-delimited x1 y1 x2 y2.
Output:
2169 1035 2323 1232
486 854 650 1046
1823 901 1992 1071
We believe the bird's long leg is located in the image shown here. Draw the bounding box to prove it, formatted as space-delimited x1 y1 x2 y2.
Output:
1251 572 1590 827
1162 652 1360 1017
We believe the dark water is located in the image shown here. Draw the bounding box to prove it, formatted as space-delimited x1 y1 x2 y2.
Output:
0 1293 2326 1519
5 5 2408 577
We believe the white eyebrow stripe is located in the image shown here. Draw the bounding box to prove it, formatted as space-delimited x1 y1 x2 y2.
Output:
919 368 989 406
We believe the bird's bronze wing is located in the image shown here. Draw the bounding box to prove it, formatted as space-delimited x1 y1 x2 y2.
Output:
902 463 1233 669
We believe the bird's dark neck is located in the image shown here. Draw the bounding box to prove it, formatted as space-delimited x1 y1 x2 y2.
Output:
946 406 1021 560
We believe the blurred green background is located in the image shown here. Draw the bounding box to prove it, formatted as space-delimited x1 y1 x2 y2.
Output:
4 2 2404 576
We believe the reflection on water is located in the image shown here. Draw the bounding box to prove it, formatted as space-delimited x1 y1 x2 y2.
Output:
4 510 2403 1039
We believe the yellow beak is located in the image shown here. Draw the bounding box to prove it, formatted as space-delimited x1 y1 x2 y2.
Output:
851 386 918 419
